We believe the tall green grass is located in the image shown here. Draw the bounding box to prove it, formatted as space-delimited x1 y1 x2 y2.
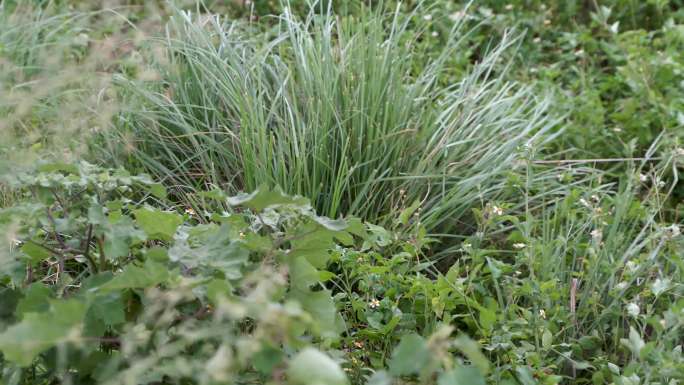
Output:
103 4 557 235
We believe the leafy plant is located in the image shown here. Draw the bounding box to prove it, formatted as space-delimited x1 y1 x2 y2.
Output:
0 163 490 384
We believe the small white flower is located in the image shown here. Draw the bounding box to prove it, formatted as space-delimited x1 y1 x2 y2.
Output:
184 207 196 216
626 303 640 317
639 173 649 182
590 229 602 242
431 31 439 37
504 4 514 10
513 243 526 249
613 127 623 133
591 194 600 203
448 11 465 21
491 205 503 216
423 14 433 21
533 37 542 44
539 309 546 319
666 224 681 238
462 242 472 250
579 198 591 208
574 49 585 56
369 298 380 309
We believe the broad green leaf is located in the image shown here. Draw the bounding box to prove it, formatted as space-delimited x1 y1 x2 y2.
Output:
515 366 536 385
206 279 233 305
287 348 348 385
312 216 347 231
149 183 167 199
296 290 340 337
36 162 79 175
227 186 309 212
389 334 430 376
252 344 284 375
15 283 52 319
84 291 125 337
20 242 51 264
479 307 496 332
438 366 486 385
344 218 367 238
453 335 490 374
101 215 146 259
88 203 107 225
289 257 319 291
290 226 335 268
145 246 169 263
99 260 169 291
169 224 248 279
0 288 21 320
366 371 392 385
89 292 126 326
0 299 87 366
133 207 182 241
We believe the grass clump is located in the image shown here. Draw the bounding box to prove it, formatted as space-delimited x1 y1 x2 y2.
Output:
104 4 555 235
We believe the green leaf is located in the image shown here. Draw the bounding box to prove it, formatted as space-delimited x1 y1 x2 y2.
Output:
389 334 430 376
101 215 146 259
99 260 169 291
169 224 248 279
438 366 486 385
206 279 233 305
287 348 348 385
15 283 52 319
485 257 502 280
84 291 125 337
453 335 490 374
366 371 392 385
542 329 553 349
399 200 421 225
0 288 22 320
36 162 79 175
289 226 335 268
312 216 347 231
479 307 496 332
149 183 167 199
252 344 284 375
515 366 536 385
289 257 319 291
133 207 182 241
227 186 309 212
296 290 341 337
20 242 51 264
0 299 87 366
